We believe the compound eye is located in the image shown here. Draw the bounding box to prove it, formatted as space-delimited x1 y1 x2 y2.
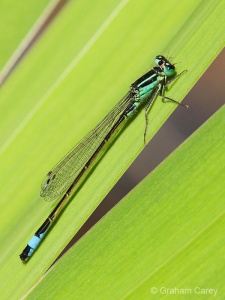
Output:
155 55 166 66
164 62 175 76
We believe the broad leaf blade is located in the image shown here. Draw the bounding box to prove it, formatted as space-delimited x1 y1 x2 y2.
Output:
27 105 225 299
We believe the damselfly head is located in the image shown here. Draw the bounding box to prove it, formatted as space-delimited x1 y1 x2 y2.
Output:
155 55 166 66
155 55 176 77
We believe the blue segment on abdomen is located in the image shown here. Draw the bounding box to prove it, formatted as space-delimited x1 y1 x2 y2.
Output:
28 235 41 250
25 231 48 257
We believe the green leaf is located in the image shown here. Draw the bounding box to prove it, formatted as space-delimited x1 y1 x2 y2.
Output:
0 0 224 299
26 105 225 299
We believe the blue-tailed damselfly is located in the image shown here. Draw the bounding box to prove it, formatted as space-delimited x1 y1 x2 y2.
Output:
20 55 187 262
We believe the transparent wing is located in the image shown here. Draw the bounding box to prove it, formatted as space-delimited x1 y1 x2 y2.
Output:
40 91 133 201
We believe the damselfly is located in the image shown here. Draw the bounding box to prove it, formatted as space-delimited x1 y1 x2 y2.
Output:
20 55 187 262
